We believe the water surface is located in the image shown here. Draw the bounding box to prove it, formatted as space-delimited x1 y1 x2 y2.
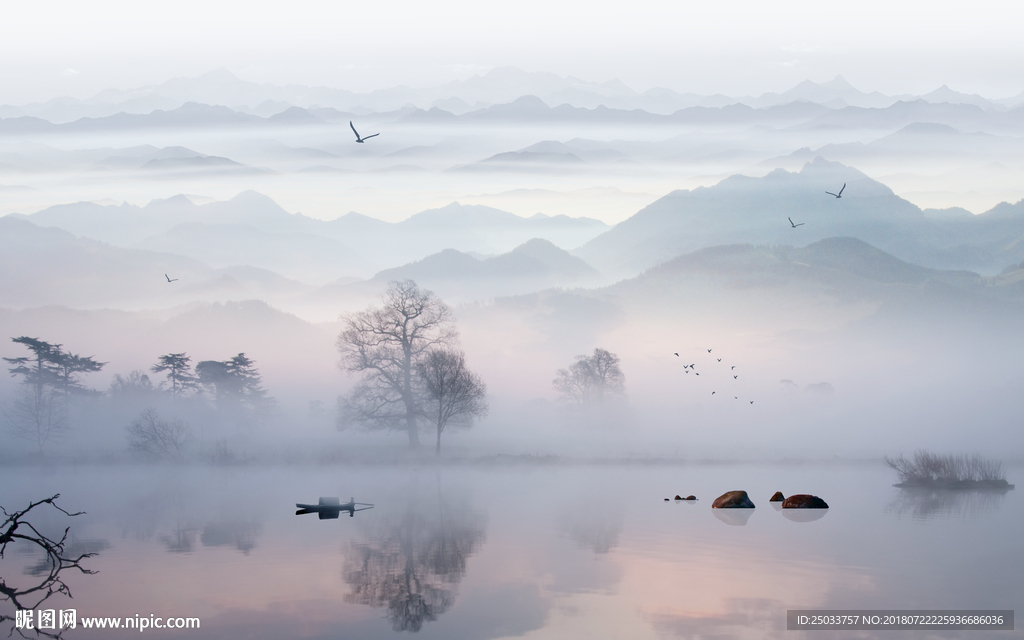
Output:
1 461 1019 639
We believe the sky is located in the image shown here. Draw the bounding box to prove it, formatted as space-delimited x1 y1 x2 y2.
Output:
3 0 1024 102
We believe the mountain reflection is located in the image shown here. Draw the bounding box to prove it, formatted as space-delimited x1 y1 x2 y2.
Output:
886 487 1010 519
558 500 622 553
342 492 485 632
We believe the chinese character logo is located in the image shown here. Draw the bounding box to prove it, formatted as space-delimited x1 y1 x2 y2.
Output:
14 610 34 629
38 609 56 629
60 609 77 629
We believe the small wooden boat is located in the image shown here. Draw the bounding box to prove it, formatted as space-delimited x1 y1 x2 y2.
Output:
296 497 374 519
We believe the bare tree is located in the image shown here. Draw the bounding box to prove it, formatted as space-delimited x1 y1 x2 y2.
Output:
417 348 488 455
2 385 68 454
337 280 457 448
108 370 156 398
553 348 626 405
1 494 96 636
125 408 192 461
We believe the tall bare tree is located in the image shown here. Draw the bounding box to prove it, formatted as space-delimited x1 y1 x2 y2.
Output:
417 348 487 455
337 280 457 448
553 348 626 406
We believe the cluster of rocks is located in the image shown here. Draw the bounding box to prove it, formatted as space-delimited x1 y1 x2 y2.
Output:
664 490 829 508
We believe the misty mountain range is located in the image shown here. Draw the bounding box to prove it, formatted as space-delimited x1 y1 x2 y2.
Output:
5 157 1024 317
4 68 1024 124
9 193 608 283
576 158 1024 278
5 92 1024 138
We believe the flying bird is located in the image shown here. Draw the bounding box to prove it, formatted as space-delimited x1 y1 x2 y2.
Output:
825 183 846 199
750 400 754 404
788 217 805 228
350 121 379 143
734 375 738 379
165 274 178 283
674 353 679 356
712 391 715 395
708 349 712 353
717 358 722 362
731 366 735 370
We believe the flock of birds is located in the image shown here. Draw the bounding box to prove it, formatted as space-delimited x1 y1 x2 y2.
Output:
675 349 754 404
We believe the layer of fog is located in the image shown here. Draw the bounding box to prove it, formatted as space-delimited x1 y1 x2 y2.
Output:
4 71 1024 223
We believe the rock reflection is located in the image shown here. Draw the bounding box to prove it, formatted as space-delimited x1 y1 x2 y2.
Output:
713 509 754 526
342 493 485 632
781 509 828 523
886 487 1010 520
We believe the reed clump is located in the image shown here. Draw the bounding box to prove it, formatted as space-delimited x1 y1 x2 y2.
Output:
883 450 1011 488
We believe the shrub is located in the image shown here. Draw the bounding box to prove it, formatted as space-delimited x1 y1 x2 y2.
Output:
884 450 1006 485
125 408 191 461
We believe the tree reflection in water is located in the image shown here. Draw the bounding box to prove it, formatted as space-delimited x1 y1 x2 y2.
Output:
886 487 1010 519
342 490 485 632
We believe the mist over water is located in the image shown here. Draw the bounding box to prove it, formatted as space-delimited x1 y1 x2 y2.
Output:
1 462 1019 639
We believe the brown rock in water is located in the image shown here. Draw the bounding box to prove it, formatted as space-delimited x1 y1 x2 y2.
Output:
685 495 697 500
782 494 829 509
674 495 683 500
712 490 755 508
770 491 785 502
664 498 669 501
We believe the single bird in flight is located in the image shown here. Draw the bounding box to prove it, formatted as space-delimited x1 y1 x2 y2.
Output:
825 183 846 199
708 349 712 353
788 217 805 228
674 353 679 356
165 274 178 283
717 358 722 362
350 121 379 143
750 400 754 404
731 366 735 370
734 375 738 379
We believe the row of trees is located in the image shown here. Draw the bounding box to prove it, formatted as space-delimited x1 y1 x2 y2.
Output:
5 281 626 456
3 337 272 453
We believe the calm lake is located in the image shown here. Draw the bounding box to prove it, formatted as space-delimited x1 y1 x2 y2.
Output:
1 461 1020 639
